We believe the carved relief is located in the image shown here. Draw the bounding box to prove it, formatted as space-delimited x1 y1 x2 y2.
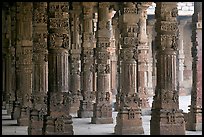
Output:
33 3 47 24
50 92 71 113
97 64 110 74
128 108 136 119
121 93 141 108
160 35 178 50
161 21 178 32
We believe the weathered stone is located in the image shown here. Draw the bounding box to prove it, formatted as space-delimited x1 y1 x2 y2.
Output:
186 2 202 131
150 2 185 135
91 2 114 124
115 2 144 135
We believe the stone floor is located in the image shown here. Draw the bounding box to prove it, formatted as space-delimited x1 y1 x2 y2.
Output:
2 95 202 135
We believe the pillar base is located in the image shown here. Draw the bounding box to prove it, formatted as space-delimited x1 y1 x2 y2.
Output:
91 103 113 124
77 100 93 118
69 102 80 114
114 109 144 135
150 109 185 135
17 107 30 126
44 115 73 135
186 109 202 131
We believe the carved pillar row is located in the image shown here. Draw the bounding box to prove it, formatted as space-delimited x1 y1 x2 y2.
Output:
177 20 186 96
186 2 202 131
14 2 33 126
146 20 155 97
137 3 151 110
78 2 96 118
115 2 144 134
44 2 73 135
29 2 48 135
150 2 185 135
69 2 82 114
91 2 114 124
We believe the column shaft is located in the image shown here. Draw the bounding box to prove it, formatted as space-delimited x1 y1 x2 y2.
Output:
115 2 144 134
186 2 202 131
29 2 48 135
150 2 185 135
44 2 73 135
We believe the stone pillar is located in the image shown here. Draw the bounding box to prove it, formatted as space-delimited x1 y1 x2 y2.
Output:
110 16 118 100
10 3 20 120
115 2 144 134
186 2 202 131
78 2 96 118
44 2 73 135
2 3 8 109
14 2 33 126
29 2 48 135
177 20 186 96
113 14 121 112
150 2 185 135
69 2 82 114
2 4 16 115
9 4 17 117
146 20 154 97
137 3 151 112
91 2 115 124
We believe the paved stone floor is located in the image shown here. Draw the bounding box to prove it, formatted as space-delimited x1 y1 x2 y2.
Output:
2 95 202 135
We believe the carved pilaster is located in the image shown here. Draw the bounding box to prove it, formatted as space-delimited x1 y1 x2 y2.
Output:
91 2 114 124
78 2 96 118
150 2 185 135
14 2 33 126
186 2 202 131
69 2 82 114
29 2 48 135
44 2 73 135
115 2 144 134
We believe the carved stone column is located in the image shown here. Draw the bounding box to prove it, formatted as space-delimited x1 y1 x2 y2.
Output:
10 3 19 120
137 3 151 111
69 2 82 114
146 20 154 97
14 2 33 126
186 2 202 131
110 16 118 100
78 2 96 118
2 3 9 109
2 4 16 115
9 4 17 117
44 2 73 135
115 2 144 134
177 20 186 96
113 13 121 112
150 2 185 135
29 2 48 135
91 2 114 124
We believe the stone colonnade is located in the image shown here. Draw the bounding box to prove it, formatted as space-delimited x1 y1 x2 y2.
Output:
2 2 202 135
